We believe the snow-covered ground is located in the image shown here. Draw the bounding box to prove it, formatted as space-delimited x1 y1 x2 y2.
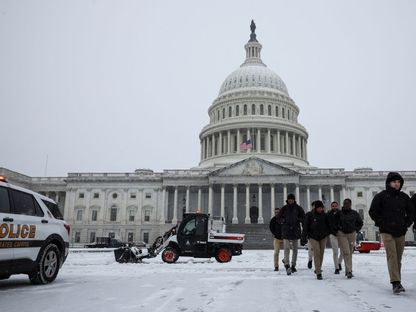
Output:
1 248 416 312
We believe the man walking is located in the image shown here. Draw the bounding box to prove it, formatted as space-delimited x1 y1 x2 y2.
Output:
280 194 305 275
369 172 414 294
327 201 343 274
335 198 363 279
269 207 283 271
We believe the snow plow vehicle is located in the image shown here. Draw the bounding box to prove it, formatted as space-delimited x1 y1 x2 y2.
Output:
354 241 381 253
114 213 245 264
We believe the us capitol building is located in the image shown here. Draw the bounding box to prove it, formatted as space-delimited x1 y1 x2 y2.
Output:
2 22 415 246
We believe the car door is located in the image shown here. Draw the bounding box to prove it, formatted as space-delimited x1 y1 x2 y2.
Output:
0 185 14 267
9 188 49 262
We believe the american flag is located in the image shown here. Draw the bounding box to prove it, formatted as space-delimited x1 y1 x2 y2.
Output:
240 139 252 151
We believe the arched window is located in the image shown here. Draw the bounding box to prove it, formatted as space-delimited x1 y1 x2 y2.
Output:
276 106 279 117
282 107 285 119
228 106 232 118
217 110 220 121
243 104 247 115
251 104 256 115
222 108 225 119
268 105 271 116
236 105 240 116
260 104 264 115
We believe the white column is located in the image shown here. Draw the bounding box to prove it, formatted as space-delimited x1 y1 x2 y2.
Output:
160 188 166 224
227 130 231 154
342 186 346 203
197 188 202 210
172 187 178 224
220 184 225 219
247 129 251 152
258 184 264 224
212 134 215 156
257 128 261 153
318 186 322 202
306 186 311 211
285 132 289 155
292 134 296 156
305 139 308 160
219 132 222 155
232 184 238 224
283 184 287 205
270 184 275 216
245 184 250 224
208 185 213 216
330 185 334 204
277 130 281 154
200 140 203 161
295 184 300 205
237 129 240 153
186 187 190 213
267 129 271 153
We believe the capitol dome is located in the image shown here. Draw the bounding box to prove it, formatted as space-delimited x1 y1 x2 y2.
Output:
219 64 289 96
198 20 309 169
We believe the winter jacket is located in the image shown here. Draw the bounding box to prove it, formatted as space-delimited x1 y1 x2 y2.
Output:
269 216 283 239
369 172 414 237
280 202 305 240
302 210 330 242
335 208 363 234
412 194 416 232
327 209 340 235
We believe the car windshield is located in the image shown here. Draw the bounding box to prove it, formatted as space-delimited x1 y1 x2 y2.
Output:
42 199 64 220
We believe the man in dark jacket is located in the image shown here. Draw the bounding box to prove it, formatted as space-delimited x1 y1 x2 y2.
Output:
335 198 363 279
327 201 343 274
301 200 330 280
369 172 414 294
269 207 283 271
412 194 416 233
280 193 305 275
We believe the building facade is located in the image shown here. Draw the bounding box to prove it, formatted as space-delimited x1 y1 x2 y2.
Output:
2 22 415 245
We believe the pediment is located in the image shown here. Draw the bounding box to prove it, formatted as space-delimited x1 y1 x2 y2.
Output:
210 157 299 177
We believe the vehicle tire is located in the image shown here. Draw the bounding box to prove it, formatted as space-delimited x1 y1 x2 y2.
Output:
161 247 179 263
29 243 61 285
215 248 232 263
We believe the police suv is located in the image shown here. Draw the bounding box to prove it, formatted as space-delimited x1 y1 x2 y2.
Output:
0 176 70 284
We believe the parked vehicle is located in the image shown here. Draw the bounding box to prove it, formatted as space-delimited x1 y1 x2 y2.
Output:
0 176 70 284
355 240 381 253
114 213 245 264
85 237 124 248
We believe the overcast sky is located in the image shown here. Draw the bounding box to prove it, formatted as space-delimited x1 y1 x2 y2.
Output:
1 0 415 177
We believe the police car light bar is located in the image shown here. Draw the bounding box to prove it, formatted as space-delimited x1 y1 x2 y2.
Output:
0 176 8 182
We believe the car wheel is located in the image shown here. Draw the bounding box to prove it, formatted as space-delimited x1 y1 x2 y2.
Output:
161 247 179 263
215 248 232 263
29 243 61 285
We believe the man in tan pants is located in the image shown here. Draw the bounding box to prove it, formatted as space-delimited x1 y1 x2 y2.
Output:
269 207 283 271
335 198 363 279
369 172 414 294
327 201 343 274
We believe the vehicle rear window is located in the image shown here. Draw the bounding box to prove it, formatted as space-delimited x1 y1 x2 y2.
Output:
0 186 10 213
10 189 44 217
42 200 64 220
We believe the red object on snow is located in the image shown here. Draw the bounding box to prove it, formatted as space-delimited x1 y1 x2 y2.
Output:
355 241 381 253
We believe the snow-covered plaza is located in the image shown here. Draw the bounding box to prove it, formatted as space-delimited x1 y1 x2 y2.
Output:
1 248 415 312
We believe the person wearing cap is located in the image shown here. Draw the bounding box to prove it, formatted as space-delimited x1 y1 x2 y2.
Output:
301 200 330 280
269 207 283 271
280 193 305 275
304 201 316 270
334 198 363 279
369 172 414 294
327 201 343 274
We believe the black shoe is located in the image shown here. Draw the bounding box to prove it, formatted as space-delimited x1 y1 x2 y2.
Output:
339 264 342 271
285 265 292 275
346 272 353 279
291 266 297 273
308 260 312 269
392 282 401 294
317 273 322 280
274 267 279 272
335 269 340 274
398 283 405 292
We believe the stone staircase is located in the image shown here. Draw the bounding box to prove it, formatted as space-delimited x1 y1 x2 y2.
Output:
226 224 273 249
